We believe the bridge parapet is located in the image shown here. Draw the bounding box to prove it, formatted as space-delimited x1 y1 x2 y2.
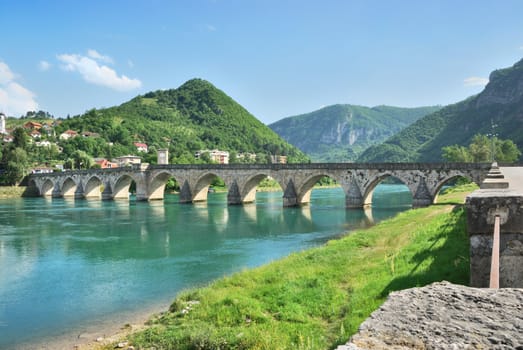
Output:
466 165 523 288
467 190 523 287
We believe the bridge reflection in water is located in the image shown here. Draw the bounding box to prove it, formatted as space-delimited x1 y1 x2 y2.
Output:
28 163 491 208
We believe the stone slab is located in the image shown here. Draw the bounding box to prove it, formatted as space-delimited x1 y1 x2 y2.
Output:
339 281 523 350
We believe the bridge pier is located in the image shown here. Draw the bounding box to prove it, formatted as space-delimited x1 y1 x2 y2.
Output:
412 178 433 208
52 186 62 198
179 180 193 204
346 177 365 208
282 179 299 207
346 196 365 208
227 180 243 205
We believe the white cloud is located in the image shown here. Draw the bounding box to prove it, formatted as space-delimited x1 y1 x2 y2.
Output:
463 76 489 87
57 51 142 91
39 60 51 71
127 59 134 68
0 61 38 116
87 49 114 64
0 61 15 84
206 24 217 31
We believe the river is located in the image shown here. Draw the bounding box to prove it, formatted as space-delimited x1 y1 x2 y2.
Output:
0 185 411 349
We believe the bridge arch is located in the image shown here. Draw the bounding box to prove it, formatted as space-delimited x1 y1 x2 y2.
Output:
295 172 341 205
193 172 221 202
40 178 55 197
362 173 413 207
112 174 137 200
239 173 271 203
61 177 77 198
84 175 103 199
432 174 473 204
148 170 175 201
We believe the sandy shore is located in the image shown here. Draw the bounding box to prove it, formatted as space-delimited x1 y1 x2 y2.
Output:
11 302 169 350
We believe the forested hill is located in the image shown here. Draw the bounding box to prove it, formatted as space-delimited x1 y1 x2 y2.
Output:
358 57 523 162
57 79 308 163
269 104 440 162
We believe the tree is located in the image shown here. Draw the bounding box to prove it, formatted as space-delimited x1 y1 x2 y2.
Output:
72 150 94 169
12 127 29 150
496 139 521 162
468 134 491 162
442 145 472 162
4 147 29 185
442 134 521 163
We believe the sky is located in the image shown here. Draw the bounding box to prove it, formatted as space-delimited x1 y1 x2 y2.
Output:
1 0 523 124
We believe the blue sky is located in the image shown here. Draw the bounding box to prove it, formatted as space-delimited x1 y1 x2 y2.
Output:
1 0 523 124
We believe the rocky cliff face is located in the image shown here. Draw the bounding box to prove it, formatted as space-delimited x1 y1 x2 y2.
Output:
358 57 523 163
338 281 523 350
269 105 440 162
476 58 523 108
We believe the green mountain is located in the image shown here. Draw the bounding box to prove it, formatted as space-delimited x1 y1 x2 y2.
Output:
268 104 440 162
57 79 309 163
358 58 523 162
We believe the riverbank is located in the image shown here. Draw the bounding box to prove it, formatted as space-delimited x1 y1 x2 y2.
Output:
0 186 26 199
79 185 473 350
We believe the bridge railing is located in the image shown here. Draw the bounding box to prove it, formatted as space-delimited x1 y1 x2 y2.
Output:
27 162 499 179
489 215 501 289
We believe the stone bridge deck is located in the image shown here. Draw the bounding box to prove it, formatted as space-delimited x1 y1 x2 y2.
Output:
28 162 495 208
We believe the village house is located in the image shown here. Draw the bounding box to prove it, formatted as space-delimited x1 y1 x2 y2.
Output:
41 123 54 136
270 155 288 164
237 152 257 162
134 142 148 153
23 121 42 130
31 167 54 174
195 149 230 164
29 130 41 139
59 129 78 140
35 140 52 147
81 131 100 138
94 158 119 169
114 155 141 167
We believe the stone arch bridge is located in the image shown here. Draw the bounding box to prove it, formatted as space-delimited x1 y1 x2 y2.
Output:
28 163 492 208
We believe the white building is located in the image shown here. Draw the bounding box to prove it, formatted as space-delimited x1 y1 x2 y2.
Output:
0 113 6 134
195 149 230 164
114 155 142 167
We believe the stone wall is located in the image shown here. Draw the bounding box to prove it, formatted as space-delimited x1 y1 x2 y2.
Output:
466 189 523 288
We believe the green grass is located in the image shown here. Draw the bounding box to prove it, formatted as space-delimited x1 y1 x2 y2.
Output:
116 186 472 350
0 186 26 199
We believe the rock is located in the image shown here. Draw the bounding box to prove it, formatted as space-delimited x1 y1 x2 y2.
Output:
339 281 523 350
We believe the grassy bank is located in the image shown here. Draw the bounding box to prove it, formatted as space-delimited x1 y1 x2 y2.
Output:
0 186 26 199
104 186 473 350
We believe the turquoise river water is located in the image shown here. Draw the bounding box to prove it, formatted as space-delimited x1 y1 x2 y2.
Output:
0 185 411 349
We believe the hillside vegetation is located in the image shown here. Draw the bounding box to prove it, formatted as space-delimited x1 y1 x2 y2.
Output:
269 104 440 162
56 79 308 163
359 58 523 162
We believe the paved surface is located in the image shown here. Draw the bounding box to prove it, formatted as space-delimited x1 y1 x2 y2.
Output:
500 166 523 192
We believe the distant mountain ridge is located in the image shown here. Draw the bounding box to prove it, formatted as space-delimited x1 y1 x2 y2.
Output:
269 104 440 162
358 58 523 162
